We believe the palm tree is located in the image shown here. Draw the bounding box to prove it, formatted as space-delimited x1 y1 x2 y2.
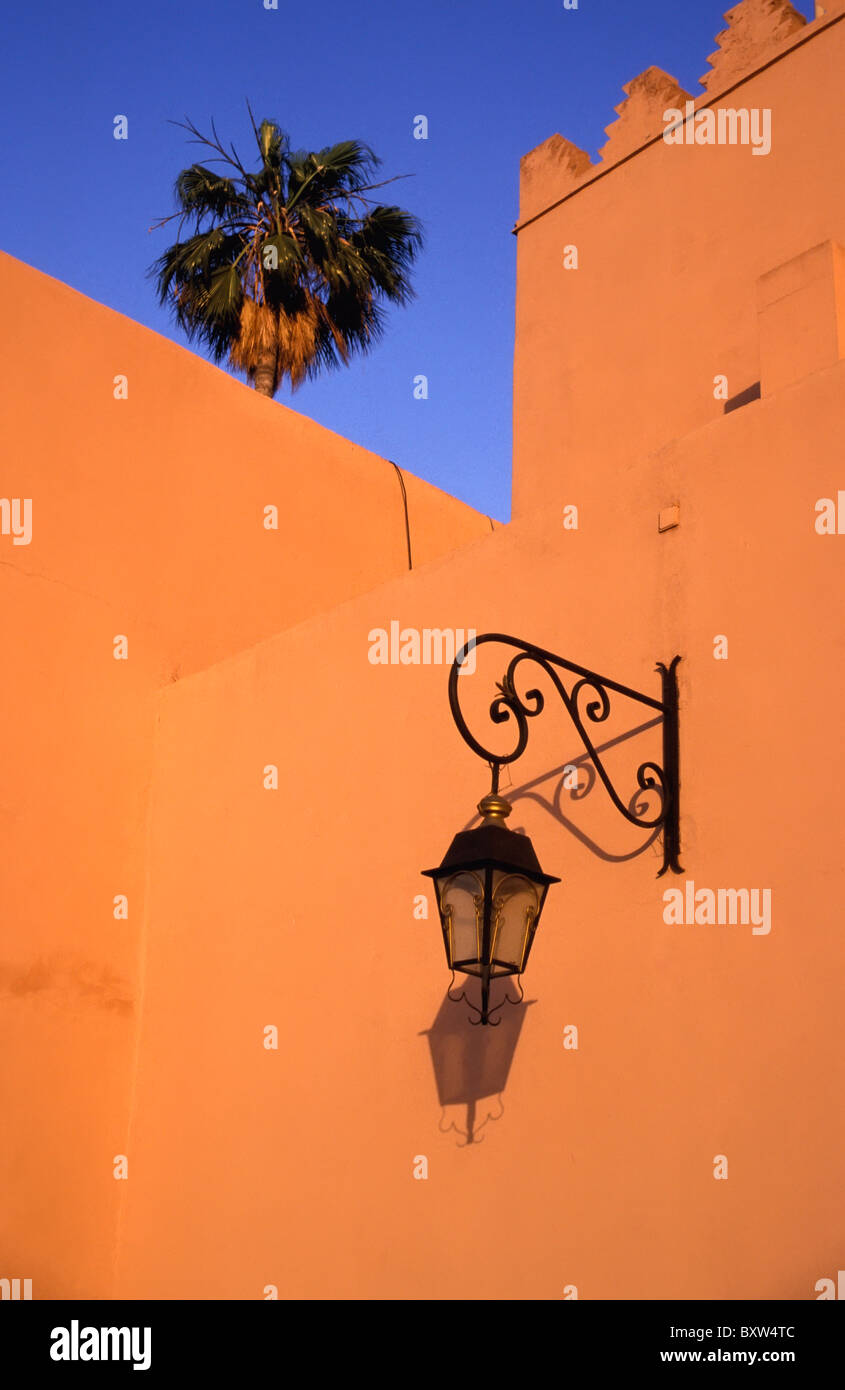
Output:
150 110 423 397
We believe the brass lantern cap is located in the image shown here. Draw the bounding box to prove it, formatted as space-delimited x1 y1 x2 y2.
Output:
477 792 512 822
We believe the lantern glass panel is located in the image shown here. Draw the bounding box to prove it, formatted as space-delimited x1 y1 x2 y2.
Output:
490 871 541 974
438 870 484 970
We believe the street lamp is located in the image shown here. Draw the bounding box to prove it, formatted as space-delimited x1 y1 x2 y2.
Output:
422 790 559 1026
423 634 682 1024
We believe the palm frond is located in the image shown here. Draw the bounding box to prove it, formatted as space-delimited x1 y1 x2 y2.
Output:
174 165 248 221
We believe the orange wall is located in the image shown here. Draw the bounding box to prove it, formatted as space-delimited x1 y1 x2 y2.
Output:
116 351 845 1298
0 567 164 1297
0 251 493 679
0 249 491 1299
512 9 845 518
5 1 845 1303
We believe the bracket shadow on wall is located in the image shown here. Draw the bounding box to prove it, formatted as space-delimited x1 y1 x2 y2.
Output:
422 634 682 1025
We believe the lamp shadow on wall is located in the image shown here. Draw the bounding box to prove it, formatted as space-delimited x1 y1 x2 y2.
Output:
420 981 534 1146
465 715 665 866
421 718 664 1144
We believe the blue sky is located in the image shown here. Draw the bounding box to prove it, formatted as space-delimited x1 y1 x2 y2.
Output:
0 0 814 520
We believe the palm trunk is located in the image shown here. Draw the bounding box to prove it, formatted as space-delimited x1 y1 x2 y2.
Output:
253 346 277 397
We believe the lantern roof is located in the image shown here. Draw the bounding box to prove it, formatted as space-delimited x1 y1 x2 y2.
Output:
423 796 560 885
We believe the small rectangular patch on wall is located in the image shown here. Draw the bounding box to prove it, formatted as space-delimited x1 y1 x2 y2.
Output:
658 505 680 532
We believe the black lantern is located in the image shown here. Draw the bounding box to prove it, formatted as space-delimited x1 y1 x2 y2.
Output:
423 792 559 1025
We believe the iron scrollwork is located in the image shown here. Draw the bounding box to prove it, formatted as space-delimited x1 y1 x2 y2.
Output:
448 634 682 876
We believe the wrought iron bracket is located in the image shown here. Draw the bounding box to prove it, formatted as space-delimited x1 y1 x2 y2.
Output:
448 634 682 876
